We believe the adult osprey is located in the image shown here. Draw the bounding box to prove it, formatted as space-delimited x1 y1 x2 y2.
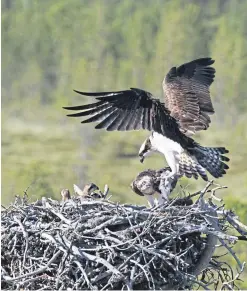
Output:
64 58 229 181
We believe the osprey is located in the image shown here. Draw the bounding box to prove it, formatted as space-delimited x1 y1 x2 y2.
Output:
130 167 180 207
60 189 71 201
73 183 100 199
64 58 229 181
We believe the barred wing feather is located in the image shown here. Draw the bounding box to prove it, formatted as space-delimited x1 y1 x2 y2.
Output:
163 58 215 136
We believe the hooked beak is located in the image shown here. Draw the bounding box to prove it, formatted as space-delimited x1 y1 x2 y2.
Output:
139 154 145 163
138 137 152 164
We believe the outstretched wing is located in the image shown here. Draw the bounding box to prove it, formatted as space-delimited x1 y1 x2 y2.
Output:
163 57 215 136
63 88 182 140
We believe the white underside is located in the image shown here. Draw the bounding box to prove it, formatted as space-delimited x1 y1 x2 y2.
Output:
138 132 186 207
158 174 176 202
144 194 156 207
150 132 184 176
145 193 167 208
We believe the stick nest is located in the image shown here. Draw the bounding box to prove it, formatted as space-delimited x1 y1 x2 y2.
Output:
1 182 246 290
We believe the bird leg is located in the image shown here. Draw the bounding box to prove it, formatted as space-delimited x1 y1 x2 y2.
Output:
158 173 176 205
144 194 156 208
157 193 165 205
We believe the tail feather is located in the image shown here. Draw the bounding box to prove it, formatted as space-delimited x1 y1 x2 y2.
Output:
192 170 199 180
179 153 207 181
192 145 229 178
179 145 229 181
196 164 208 181
221 156 230 162
184 165 193 178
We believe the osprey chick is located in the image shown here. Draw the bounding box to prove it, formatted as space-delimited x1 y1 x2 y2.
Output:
131 167 180 207
60 189 71 201
73 183 100 200
64 58 229 181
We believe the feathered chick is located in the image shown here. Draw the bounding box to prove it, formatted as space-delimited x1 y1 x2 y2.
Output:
60 189 71 202
131 167 180 207
73 183 100 200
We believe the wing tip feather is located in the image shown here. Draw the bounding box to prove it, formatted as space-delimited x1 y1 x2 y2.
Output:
73 89 99 96
63 106 75 110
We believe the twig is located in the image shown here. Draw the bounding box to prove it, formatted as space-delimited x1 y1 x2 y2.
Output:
3 250 62 282
1 183 246 290
13 216 29 268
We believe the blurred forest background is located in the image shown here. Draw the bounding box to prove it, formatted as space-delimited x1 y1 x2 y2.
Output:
2 0 247 284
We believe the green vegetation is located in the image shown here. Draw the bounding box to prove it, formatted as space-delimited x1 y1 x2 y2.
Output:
2 0 247 286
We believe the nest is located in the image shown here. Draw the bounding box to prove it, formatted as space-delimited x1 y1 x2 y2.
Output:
1 182 246 290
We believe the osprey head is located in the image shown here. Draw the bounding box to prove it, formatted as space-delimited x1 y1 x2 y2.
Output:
130 180 144 196
61 188 71 201
138 135 156 163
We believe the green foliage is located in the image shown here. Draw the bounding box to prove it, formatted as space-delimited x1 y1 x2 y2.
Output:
2 0 247 208
2 1 247 286
2 0 247 213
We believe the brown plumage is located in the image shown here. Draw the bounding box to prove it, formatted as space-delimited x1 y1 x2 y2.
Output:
131 169 160 197
61 189 71 201
63 58 215 142
131 167 180 206
163 58 215 136
63 57 229 181
73 183 100 199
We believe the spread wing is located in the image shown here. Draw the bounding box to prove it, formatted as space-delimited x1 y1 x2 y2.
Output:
63 88 183 141
163 57 215 136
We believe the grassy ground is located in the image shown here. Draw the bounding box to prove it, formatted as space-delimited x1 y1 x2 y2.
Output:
2 109 247 209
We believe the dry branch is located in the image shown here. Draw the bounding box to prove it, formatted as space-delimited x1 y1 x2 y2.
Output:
1 182 246 290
